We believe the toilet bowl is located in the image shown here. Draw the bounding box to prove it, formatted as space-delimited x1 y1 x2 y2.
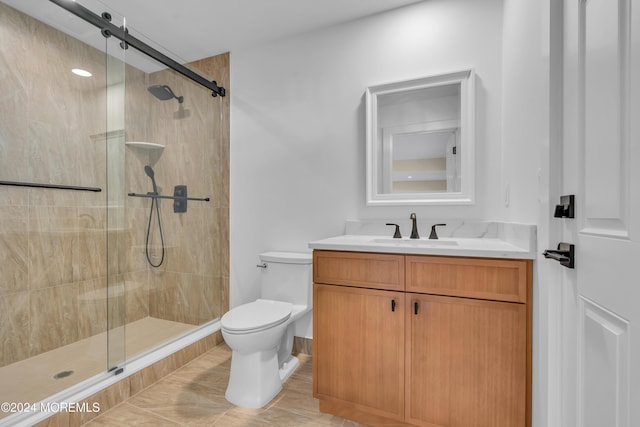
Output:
221 251 312 408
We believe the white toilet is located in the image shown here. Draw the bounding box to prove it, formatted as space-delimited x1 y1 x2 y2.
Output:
221 251 312 408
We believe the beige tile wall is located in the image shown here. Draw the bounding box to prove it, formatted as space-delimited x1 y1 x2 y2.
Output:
128 54 230 326
0 2 109 367
0 2 229 368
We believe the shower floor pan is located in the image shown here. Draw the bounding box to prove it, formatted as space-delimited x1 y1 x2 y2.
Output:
0 317 194 419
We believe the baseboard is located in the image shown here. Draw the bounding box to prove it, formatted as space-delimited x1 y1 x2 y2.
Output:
293 336 312 355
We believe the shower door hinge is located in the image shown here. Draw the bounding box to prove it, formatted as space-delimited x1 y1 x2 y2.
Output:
453 146 457 155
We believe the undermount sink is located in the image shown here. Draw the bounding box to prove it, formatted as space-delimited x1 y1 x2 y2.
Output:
369 237 459 246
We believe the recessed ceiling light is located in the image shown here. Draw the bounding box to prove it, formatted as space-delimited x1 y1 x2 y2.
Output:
71 68 92 77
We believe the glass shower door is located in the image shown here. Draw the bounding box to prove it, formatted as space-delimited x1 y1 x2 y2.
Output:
104 7 127 374
0 0 126 417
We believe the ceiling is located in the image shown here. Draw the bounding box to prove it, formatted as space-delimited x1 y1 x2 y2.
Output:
3 0 423 72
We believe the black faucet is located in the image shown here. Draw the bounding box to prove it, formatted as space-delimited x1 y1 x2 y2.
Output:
429 223 447 240
410 213 419 239
386 223 402 238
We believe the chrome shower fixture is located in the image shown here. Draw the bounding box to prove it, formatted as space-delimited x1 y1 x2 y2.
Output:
147 85 184 103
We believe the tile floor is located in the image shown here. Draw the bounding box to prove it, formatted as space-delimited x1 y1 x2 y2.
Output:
84 344 368 426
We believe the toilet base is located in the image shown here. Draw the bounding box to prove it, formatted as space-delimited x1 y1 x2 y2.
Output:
225 348 282 408
222 308 310 409
224 351 301 409
278 355 300 383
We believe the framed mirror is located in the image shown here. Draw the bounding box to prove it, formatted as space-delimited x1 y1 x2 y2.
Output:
366 70 475 205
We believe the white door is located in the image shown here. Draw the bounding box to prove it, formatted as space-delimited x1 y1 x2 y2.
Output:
558 0 640 426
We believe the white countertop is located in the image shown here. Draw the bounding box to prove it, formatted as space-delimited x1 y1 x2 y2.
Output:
308 221 537 260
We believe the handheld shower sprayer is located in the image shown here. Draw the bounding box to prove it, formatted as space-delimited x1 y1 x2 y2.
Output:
143 165 165 267
144 165 158 194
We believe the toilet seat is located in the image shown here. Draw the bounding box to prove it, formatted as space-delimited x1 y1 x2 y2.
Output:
221 299 292 334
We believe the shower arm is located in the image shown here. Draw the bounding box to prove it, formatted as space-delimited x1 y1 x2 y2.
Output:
48 0 226 98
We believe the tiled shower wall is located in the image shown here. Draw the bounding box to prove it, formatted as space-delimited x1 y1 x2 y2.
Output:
0 2 229 368
124 55 230 327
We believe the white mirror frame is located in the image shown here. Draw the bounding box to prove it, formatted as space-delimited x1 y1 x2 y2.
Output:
366 69 475 206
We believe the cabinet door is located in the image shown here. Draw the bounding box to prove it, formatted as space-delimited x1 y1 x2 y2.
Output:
313 284 405 421
406 293 527 427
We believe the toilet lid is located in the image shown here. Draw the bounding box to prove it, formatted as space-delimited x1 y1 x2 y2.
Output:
221 299 292 332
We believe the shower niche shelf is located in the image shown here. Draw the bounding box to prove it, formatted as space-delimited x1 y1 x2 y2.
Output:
125 141 165 150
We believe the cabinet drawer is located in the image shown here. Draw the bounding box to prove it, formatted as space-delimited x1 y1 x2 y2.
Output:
406 255 530 303
313 250 405 291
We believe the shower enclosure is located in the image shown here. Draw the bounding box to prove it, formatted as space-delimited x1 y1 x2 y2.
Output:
0 0 228 423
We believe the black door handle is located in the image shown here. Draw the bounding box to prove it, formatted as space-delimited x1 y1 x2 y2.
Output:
414 301 419 315
543 242 575 269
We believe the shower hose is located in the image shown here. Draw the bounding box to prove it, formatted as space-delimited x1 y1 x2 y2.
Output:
145 193 165 267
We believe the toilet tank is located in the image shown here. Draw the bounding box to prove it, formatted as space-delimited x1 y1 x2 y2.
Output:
259 251 312 307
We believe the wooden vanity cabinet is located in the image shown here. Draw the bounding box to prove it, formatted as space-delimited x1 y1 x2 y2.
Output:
313 250 532 427
313 284 405 421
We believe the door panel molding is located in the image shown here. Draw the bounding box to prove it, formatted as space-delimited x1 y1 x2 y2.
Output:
577 296 629 427
578 0 631 239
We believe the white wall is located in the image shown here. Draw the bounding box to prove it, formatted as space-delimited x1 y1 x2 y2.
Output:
230 1 555 424
501 2 555 426
230 0 506 320
229 0 516 342
501 0 550 223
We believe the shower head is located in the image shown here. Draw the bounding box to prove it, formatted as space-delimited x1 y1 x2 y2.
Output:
144 165 159 194
147 85 184 104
